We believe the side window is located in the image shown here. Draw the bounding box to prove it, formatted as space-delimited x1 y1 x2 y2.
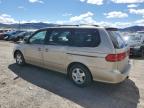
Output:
48 30 71 45
72 29 100 47
29 31 46 44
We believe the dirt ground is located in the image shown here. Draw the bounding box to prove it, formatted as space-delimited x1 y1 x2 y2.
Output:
0 41 144 108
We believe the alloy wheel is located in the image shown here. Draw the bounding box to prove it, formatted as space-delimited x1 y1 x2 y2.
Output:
72 68 86 84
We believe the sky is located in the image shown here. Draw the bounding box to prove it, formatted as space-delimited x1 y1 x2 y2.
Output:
0 0 144 28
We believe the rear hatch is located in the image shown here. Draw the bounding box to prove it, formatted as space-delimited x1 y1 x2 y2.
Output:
106 28 129 73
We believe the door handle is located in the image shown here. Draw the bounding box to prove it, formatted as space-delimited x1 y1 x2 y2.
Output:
45 48 48 52
38 48 42 51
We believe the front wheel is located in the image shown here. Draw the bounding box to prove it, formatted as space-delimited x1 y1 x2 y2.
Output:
15 52 25 66
69 64 92 87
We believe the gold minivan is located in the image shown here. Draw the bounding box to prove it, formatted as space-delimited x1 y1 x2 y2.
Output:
13 25 131 87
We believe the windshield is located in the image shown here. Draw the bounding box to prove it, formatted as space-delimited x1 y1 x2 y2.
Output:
107 30 127 49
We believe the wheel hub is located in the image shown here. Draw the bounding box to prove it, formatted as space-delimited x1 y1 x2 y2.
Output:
72 68 86 84
16 54 22 64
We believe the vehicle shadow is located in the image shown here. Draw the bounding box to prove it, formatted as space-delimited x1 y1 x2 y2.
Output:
8 63 140 108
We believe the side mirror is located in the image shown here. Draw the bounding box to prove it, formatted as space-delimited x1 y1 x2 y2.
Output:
23 37 29 44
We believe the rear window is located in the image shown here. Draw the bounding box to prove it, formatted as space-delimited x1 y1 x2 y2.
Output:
71 29 100 47
107 30 127 49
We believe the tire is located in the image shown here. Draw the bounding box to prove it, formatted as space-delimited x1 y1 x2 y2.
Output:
15 51 25 66
69 64 92 87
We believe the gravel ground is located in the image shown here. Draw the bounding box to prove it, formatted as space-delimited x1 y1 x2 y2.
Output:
0 41 144 108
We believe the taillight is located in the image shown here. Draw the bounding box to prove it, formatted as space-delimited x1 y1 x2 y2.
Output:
105 52 127 62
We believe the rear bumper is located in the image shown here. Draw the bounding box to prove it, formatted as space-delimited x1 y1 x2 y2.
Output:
91 63 132 84
109 63 131 83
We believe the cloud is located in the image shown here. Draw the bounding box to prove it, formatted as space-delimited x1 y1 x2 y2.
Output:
111 0 144 3
96 21 132 28
80 0 85 2
1 14 11 18
0 12 132 28
135 19 144 26
18 6 25 9
112 22 131 27
56 12 96 24
0 12 143 28
104 11 128 18
29 0 44 3
129 8 144 17
20 20 50 24
62 13 72 17
127 4 138 8
80 0 144 5
0 13 51 24
0 14 17 24
55 12 132 28
69 12 94 22
20 20 41 23
80 0 104 5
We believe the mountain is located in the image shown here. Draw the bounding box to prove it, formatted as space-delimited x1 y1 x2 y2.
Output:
0 23 11 28
0 23 144 32
119 26 144 32
0 23 58 29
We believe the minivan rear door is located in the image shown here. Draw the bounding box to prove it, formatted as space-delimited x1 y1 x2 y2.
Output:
107 28 130 72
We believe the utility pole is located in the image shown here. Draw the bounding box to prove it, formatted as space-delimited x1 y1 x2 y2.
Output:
18 20 20 31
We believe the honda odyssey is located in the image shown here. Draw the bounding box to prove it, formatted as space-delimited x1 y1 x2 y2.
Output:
13 25 131 87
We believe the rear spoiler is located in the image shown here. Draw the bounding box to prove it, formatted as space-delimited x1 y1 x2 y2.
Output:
105 27 118 31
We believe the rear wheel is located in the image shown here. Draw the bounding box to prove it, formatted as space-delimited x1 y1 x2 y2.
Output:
15 51 25 66
69 64 92 87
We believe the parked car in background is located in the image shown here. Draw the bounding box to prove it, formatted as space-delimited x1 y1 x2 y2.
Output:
0 30 10 33
138 31 144 43
11 31 33 42
0 30 11 40
123 34 144 57
13 25 131 87
0 33 5 40
3 31 24 41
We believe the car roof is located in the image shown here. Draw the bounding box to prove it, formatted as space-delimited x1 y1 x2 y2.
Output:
38 25 112 30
